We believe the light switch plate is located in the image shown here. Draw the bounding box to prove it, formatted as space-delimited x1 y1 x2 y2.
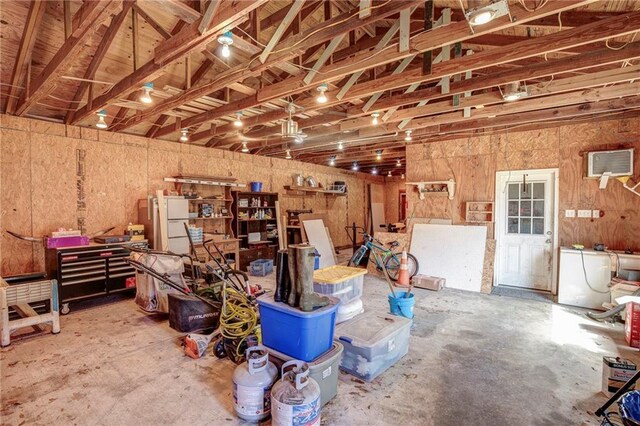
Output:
578 209 592 218
592 210 600 219
565 209 576 218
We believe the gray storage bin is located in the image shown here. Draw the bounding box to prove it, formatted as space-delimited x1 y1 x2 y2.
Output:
265 342 343 407
335 311 411 382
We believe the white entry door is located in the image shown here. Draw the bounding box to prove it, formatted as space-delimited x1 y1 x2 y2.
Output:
495 170 558 291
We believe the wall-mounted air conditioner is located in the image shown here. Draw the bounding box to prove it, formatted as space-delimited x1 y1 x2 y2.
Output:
587 148 634 178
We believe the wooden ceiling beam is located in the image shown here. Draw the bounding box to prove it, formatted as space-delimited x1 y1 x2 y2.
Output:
15 0 118 116
208 28 640 145
112 0 417 132
70 0 264 125
4 0 46 114
259 0 306 64
166 0 599 139
145 0 201 23
133 3 172 39
64 2 133 123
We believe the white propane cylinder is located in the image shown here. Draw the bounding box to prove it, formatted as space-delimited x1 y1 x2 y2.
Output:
271 360 322 426
233 345 278 422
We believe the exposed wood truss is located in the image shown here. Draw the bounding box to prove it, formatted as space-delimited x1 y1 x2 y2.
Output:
2 0 640 174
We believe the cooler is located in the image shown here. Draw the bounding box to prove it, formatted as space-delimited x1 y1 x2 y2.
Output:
257 294 339 361
335 311 411 382
265 342 343 407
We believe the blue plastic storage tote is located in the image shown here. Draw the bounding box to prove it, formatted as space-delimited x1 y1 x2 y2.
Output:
257 294 339 361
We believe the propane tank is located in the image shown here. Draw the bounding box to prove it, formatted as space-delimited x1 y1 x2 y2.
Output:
271 360 322 426
232 345 278 422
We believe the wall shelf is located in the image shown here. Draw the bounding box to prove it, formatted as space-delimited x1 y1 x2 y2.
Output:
465 201 494 223
283 185 347 196
406 179 456 200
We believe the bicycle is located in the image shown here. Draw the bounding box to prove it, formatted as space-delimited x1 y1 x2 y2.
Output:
347 233 419 281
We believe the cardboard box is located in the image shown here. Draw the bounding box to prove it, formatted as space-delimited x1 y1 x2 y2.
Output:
412 274 445 291
626 302 640 348
602 356 637 396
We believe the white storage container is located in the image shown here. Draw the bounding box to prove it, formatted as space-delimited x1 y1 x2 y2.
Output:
265 342 343 407
313 266 366 323
335 311 411 382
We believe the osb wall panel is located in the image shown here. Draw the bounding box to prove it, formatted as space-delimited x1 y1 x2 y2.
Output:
403 118 640 252
0 115 381 275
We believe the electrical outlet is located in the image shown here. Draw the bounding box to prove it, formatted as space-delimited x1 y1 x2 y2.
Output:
592 210 600 219
565 209 576 218
578 209 592 218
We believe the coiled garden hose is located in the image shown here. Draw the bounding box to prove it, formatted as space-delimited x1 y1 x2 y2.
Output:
220 286 260 358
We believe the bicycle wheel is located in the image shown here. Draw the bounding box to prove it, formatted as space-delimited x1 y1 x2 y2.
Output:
384 252 419 281
348 246 368 267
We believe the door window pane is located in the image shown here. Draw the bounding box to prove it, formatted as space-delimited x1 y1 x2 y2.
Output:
532 200 544 217
508 218 519 234
508 201 519 216
532 183 544 199
533 218 544 235
508 183 519 200
505 181 546 235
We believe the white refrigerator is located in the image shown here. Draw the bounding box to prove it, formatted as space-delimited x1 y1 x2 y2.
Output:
138 196 190 254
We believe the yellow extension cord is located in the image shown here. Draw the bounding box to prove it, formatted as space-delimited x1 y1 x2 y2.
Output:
220 285 261 358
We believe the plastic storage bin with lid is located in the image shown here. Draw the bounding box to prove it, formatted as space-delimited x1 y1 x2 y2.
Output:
265 342 343 407
313 265 366 323
257 294 339 361
335 311 412 382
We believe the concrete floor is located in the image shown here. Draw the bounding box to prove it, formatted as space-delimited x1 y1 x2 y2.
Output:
2 271 639 426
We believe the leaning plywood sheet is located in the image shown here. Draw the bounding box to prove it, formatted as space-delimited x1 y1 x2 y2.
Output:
410 224 487 292
302 219 336 269
371 202 386 235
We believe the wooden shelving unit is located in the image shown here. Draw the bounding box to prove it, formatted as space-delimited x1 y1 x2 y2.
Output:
465 201 494 223
283 185 347 196
231 191 280 271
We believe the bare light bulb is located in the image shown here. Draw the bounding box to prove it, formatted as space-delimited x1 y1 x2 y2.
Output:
337 141 344 150
329 156 336 166
404 130 412 141
179 129 189 142
371 112 380 125
285 149 292 160
371 168 378 175
139 83 153 104
241 142 249 153
316 83 328 104
96 110 108 129
234 111 243 127
469 10 495 26
352 162 359 171
375 150 382 161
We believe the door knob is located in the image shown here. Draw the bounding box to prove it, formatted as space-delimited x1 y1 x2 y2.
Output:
545 239 551 244
546 231 552 235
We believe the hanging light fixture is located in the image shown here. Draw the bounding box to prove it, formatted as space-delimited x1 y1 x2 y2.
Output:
95 110 108 129
464 0 510 26
387 171 392 177
396 158 402 167
329 155 336 166
139 82 153 104
352 162 359 171
375 150 383 161
371 168 378 175
285 149 292 160
241 141 249 153
502 81 529 101
401 173 405 179
316 83 329 103
371 112 380 125
281 103 299 138
404 130 412 141
179 128 189 142
218 31 234 58
234 111 243 127
337 140 344 150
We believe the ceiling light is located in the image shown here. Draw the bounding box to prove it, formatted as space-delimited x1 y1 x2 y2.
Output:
96 110 108 129
281 103 299 138
294 135 303 144
218 31 233 58
234 111 243 127
329 156 336 166
285 149 292 160
139 82 153 104
371 112 380 125
179 129 189 142
375 150 382 161
371 168 378 175
401 173 405 179
396 158 401 167
404 130 412 141
352 162 359 171
241 142 249 153
337 141 344 150
316 83 328 104
502 82 529 102
465 0 510 26
387 171 392 177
